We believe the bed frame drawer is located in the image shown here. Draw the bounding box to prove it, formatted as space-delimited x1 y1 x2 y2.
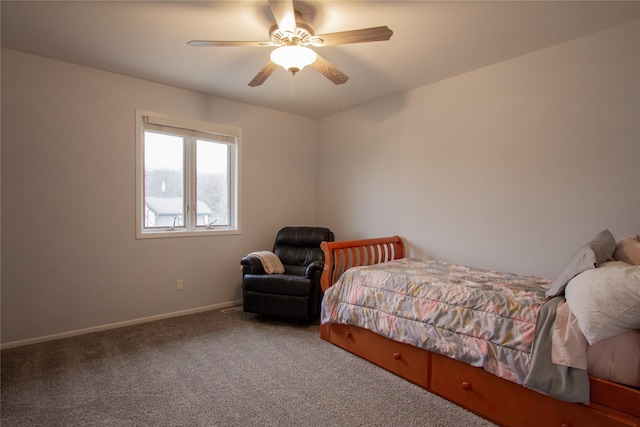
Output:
322 323 430 389
430 352 637 427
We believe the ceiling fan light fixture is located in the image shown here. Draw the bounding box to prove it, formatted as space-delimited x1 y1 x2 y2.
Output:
270 45 317 74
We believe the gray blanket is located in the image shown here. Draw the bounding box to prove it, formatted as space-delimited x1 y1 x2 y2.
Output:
524 296 590 403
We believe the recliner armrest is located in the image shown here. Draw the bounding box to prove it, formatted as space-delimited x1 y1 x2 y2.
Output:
305 260 324 279
241 256 265 275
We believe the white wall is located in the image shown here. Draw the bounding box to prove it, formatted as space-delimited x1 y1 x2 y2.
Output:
1 49 318 344
318 20 640 278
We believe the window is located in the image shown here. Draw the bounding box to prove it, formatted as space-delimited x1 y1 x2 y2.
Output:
136 111 241 238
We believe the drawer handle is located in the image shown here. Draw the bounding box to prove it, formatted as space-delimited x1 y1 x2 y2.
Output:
462 381 472 391
561 424 570 427
393 352 402 360
344 331 352 339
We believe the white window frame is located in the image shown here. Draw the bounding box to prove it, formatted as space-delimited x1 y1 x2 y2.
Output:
135 110 241 239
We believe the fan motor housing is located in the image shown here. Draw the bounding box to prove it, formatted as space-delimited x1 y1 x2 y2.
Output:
269 15 314 46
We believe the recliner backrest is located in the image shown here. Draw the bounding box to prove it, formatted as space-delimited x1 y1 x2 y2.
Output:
273 227 334 271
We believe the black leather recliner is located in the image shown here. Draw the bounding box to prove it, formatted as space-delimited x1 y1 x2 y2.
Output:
241 226 335 321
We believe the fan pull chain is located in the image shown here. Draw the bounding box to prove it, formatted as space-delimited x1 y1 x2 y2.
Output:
289 72 296 101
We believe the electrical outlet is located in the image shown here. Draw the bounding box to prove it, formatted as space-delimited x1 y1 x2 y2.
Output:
176 279 183 291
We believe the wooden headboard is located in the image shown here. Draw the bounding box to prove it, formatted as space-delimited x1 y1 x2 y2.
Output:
320 236 404 292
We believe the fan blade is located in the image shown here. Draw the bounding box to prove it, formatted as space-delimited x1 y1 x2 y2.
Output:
310 54 349 85
268 0 296 34
248 61 279 87
314 26 393 46
188 40 271 47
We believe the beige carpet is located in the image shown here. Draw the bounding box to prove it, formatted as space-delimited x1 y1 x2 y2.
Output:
1 307 495 426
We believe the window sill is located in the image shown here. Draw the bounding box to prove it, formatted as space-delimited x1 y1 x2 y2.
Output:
136 228 241 239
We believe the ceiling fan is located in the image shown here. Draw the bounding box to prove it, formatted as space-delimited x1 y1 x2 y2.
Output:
188 0 393 87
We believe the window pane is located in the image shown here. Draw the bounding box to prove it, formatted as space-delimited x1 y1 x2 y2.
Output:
196 139 229 227
144 131 184 228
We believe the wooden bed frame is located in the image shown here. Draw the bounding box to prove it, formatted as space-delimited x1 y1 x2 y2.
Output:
319 236 640 427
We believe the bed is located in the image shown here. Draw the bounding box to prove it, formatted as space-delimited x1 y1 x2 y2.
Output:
319 235 640 427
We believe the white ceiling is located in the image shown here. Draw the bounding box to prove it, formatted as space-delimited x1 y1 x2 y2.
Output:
2 1 639 118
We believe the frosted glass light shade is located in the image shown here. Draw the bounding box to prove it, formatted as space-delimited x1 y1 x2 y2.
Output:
270 46 317 72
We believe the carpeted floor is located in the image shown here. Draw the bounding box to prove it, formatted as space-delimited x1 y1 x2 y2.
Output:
1 307 496 426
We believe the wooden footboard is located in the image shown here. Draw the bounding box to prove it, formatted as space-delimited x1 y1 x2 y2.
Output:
320 235 403 293
320 237 640 427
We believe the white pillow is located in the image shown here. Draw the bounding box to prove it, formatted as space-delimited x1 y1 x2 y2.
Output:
565 261 640 345
614 235 640 265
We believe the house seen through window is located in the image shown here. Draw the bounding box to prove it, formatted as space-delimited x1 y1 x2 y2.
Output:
136 111 241 238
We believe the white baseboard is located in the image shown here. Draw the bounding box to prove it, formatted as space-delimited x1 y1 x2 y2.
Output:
1 300 243 350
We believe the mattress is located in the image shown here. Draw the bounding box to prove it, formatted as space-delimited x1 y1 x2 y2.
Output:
321 257 551 384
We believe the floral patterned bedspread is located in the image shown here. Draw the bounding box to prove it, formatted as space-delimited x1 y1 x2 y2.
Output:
321 258 552 384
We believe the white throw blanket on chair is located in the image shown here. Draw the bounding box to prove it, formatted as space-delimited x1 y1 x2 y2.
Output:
248 251 285 274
